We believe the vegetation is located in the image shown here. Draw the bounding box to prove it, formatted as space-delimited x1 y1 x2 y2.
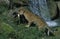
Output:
0 1 60 39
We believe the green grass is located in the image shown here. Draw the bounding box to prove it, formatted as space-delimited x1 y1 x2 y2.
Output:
0 3 60 39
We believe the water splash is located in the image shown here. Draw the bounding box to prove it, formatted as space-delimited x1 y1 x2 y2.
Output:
46 21 57 27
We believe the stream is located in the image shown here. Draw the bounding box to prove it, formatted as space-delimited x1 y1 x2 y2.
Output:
28 0 60 27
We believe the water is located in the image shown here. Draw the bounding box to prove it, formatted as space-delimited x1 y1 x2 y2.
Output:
28 0 60 27
46 21 57 27
28 0 51 21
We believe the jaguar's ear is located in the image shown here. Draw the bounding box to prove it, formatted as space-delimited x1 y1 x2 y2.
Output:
18 7 24 12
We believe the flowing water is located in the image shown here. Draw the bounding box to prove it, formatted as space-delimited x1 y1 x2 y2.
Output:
28 0 51 21
28 0 60 27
